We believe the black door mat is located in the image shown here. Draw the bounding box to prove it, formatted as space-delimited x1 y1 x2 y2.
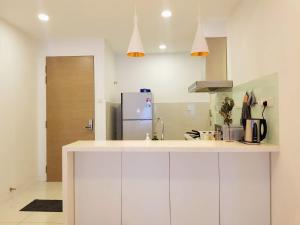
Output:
20 199 63 212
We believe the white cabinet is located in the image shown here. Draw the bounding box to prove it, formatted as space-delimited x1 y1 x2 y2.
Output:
122 152 170 225
73 151 271 225
219 153 270 225
74 152 122 225
170 153 219 225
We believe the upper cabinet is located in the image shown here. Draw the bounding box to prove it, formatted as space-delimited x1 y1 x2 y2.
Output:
206 37 227 81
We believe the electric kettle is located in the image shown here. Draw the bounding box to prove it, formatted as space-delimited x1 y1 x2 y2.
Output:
244 119 267 144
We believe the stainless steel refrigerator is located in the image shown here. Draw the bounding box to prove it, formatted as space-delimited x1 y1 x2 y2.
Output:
121 92 153 140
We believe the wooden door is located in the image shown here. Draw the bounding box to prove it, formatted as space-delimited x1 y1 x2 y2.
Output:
46 56 95 181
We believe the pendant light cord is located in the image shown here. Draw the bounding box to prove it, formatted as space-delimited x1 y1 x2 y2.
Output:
262 101 267 119
198 2 201 23
134 4 138 25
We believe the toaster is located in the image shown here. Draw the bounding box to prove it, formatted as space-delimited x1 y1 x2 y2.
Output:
222 125 244 141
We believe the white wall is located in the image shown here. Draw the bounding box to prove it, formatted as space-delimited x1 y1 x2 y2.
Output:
104 42 117 102
203 19 228 38
0 19 38 201
115 53 209 103
38 38 108 180
228 0 300 224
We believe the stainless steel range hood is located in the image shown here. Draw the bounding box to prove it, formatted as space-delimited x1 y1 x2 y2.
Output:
188 37 232 93
188 80 233 93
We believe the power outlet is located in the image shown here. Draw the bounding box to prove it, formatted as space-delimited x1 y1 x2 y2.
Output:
257 98 274 107
9 187 16 192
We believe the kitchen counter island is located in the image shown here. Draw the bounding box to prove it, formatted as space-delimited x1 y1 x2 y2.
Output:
63 140 279 153
63 140 279 225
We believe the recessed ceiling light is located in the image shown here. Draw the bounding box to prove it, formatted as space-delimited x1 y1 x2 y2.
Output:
161 10 172 18
159 44 167 50
38 13 49 22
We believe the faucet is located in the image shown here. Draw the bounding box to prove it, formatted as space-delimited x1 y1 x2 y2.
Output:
156 117 165 140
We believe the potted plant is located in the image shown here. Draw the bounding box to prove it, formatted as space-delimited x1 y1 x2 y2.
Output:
219 97 235 141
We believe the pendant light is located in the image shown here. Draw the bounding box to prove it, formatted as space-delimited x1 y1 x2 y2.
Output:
191 18 209 57
127 7 145 57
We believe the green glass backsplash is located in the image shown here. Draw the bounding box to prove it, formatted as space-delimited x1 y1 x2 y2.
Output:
210 73 279 144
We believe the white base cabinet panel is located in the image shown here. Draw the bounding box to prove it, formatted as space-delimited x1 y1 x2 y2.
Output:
219 153 270 225
170 153 219 225
122 152 170 225
75 152 122 225
71 151 271 225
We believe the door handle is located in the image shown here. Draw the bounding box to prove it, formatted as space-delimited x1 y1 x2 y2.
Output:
85 119 94 131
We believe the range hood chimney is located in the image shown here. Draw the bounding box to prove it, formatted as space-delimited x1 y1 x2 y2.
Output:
188 37 232 93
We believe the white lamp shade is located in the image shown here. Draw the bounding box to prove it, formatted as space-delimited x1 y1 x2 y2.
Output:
191 22 209 56
127 16 145 57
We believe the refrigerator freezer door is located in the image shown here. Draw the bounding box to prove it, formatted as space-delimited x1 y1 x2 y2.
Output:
123 120 152 140
122 93 153 120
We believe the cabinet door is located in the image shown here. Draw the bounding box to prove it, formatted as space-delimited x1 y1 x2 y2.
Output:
122 152 170 225
219 153 270 225
170 153 219 225
75 152 121 225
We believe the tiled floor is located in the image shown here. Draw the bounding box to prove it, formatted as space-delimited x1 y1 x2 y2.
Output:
0 182 63 225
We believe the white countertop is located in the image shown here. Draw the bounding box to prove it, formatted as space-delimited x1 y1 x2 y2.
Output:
63 140 279 153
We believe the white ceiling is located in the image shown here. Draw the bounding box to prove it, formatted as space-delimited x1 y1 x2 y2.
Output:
0 0 240 53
